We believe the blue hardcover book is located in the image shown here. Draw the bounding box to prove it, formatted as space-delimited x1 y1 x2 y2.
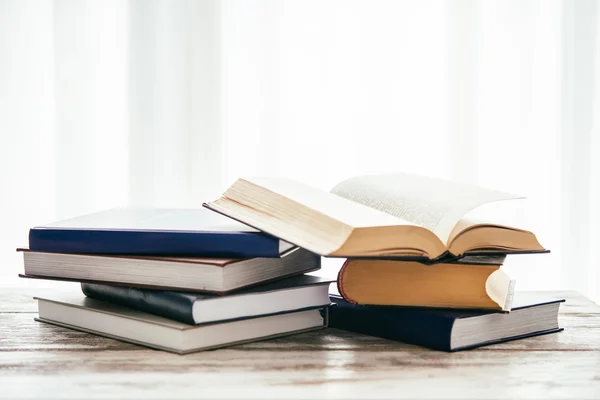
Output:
81 275 334 325
328 293 564 352
29 207 294 258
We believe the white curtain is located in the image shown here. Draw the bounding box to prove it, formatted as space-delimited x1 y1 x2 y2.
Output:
1 0 599 303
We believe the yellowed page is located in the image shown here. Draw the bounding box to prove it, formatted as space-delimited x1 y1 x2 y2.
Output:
245 177 416 228
448 217 530 244
330 173 521 244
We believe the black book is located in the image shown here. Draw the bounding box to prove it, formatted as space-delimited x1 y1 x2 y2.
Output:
328 292 564 352
81 275 334 325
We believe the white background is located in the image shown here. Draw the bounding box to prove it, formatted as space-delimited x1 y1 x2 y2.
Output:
1 0 599 302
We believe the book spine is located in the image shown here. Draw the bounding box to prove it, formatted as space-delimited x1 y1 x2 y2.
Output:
336 259 355 304
29 228 282 258
328 297 455 351
81 283 196 325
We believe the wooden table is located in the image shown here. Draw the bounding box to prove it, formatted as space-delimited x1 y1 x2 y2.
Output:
1 288 599 399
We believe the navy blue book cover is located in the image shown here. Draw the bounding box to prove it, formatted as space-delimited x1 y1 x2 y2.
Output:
29 207 292 258
329 294 564 352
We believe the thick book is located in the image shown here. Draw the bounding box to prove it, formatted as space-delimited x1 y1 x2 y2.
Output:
35 295 328 354
28 207 294 258
80 275 334 325
337 255 514 311
328 292 564 352
19 247 320 294
204 173 547 262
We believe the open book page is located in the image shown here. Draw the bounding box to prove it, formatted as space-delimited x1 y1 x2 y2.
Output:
245 177 416 228
447 217 530 245
330 173 522 244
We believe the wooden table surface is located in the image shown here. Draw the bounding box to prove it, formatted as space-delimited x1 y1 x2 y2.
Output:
1 288 599 399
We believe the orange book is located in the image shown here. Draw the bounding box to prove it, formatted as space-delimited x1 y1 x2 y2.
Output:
336 257 515 311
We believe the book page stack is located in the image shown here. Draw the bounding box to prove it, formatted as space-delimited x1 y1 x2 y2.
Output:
20 173 564 353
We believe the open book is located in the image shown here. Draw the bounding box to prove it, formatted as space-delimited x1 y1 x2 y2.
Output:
204 174 546 262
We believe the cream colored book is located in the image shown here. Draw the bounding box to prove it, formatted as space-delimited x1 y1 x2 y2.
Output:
204 173 546 261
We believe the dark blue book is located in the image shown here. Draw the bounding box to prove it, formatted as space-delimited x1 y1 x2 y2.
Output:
29 207 294 258
81 275 334 325
329 293 564 352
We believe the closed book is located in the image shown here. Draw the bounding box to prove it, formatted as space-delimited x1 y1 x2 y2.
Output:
35 295 329 354
29 207 294 258
328 293 564 352
337 256 514 311
81 275 334 325
20 247 320 294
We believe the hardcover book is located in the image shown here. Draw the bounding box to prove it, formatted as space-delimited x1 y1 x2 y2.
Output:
80 275 334 325
328 292 564 352
29 207 294 258
204 173 547 262
19 247 320 294
337 255 514 311
35 295 329 354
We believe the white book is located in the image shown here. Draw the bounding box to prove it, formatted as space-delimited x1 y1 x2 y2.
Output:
35 295 328 354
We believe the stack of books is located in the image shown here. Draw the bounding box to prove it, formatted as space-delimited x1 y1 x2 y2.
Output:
202 174 564 351
20 173 564 353
19 208 333 354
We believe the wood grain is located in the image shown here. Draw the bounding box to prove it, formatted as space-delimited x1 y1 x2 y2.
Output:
1 314 599 352
1 288 599 399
